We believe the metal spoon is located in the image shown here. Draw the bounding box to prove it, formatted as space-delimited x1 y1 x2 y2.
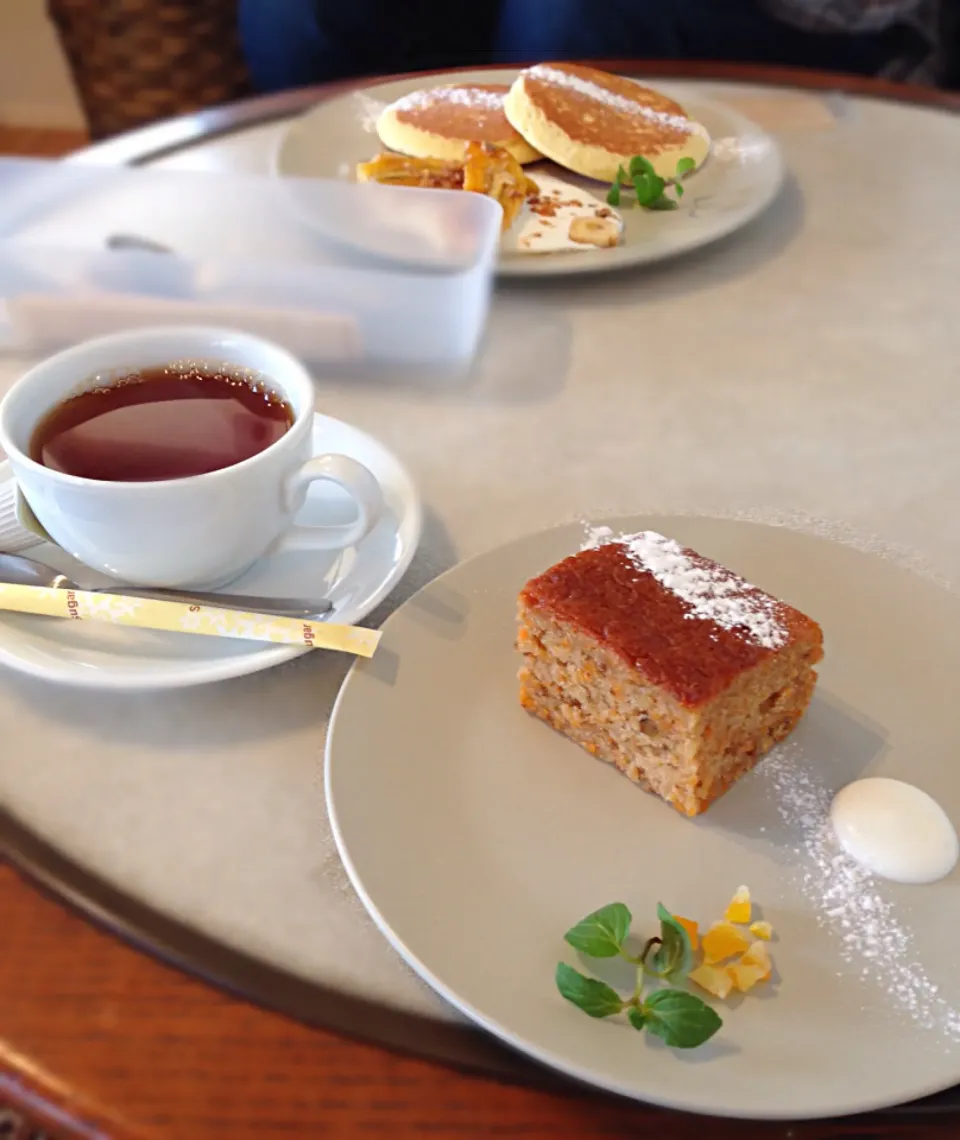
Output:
0 553 333 620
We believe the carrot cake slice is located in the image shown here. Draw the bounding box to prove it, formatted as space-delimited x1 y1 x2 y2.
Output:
516 527 823 817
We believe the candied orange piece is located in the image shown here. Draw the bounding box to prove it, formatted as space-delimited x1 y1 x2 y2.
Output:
701 921 751 964
724 884 752 925
741 940 772 976
729 961 767 993
674 915 699 951
729 940 773 992
689 963 733 1000
749 920 774 941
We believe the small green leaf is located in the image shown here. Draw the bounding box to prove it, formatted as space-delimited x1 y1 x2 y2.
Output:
641 989 722 1049
556 963 625 1018
626 1006 648 1032
633 172 665 207
650 904 693 980
629 155 656 177
563 903 632 958
631 173 652 204
645 196 679 211
676 156 696 177
607 165 630 206
673 182 685 198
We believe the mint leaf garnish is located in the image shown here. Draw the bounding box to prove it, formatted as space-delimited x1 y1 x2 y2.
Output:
556 963 625 1018
556 901 724 1051
609 154 695 211
626 1007 648 1032
563 903 632 958
629 155 656 177
633 172 666 207
641 989 722 1049
607 164 629 206
650 904 693 980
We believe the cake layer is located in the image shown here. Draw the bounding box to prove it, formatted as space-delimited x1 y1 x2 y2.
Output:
516 528 824 817
519 530 823 709
517 599 819 815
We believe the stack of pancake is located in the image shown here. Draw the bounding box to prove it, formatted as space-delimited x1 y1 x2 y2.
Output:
374 63 710 185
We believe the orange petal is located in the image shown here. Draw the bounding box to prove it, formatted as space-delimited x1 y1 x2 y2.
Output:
674 915 699 951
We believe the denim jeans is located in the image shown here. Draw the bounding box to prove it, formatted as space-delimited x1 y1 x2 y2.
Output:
490 0 910 73
238 0 912 92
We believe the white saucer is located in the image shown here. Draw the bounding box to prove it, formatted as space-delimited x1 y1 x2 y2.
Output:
0 414 421 691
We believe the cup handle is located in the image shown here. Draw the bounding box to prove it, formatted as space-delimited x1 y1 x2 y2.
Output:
274 454 383 553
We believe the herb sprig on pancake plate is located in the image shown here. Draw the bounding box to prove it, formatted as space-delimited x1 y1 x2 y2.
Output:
607 155 697 211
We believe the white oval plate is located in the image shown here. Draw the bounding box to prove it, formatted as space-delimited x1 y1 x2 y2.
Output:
326 517 960 1119
274 69 784 278
0 414 421 691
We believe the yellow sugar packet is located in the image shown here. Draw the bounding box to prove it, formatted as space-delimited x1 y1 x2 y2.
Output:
0 583 380 657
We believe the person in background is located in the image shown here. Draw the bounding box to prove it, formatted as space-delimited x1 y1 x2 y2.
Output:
238 0 940 93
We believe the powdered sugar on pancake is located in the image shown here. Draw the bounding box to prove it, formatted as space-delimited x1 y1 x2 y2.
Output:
525 65 703 136
390 87 506 114
583 525 788 648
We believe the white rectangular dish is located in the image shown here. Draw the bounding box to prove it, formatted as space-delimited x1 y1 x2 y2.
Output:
0 157 501 374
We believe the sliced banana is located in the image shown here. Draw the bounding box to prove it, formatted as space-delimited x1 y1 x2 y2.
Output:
568 215 621 248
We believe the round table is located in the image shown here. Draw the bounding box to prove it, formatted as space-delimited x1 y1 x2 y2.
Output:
3 61 960 1139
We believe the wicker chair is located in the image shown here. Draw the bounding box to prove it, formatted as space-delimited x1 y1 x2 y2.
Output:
47 0 252 140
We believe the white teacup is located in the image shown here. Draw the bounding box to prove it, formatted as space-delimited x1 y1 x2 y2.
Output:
0 326 383 589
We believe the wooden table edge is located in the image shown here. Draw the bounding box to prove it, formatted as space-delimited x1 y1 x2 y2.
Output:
3 59 960 1139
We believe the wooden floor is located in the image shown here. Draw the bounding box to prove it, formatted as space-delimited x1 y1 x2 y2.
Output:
0 124 89 157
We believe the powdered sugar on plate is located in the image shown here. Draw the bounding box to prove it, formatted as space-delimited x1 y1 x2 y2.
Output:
763 743 960 1042
582 524 787 648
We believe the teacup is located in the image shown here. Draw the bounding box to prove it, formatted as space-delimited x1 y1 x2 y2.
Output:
0 326 383 589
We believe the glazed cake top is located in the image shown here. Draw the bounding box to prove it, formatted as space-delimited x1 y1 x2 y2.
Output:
519 528 822 708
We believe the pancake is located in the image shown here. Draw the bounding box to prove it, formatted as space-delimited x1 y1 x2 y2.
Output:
376 84 542 166
503 64 710 183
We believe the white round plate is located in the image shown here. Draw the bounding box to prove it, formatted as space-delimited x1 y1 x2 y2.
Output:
326 517 960 1120
0 414 421 691
274 69 784 279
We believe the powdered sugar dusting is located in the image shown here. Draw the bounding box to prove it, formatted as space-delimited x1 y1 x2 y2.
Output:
582 525 787 648
391 87 505 114
525 65 704 137
558 507 954 591
354 92 389 133
762 743 960 1041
